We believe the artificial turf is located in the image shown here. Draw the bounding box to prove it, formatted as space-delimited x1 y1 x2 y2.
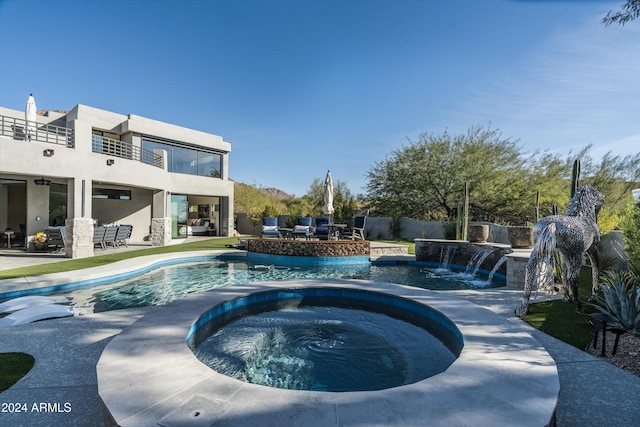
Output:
0 352 35 393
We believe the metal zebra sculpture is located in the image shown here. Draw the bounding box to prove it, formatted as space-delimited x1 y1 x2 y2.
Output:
515 185 605 317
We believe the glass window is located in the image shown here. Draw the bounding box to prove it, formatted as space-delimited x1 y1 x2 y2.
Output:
171 194 188 238
92 188 131 200
142 137 223 178
49 183 67 226
172 146 198 175
197 152 221 178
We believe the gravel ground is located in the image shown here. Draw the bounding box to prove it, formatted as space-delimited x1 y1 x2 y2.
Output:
585 331 640 377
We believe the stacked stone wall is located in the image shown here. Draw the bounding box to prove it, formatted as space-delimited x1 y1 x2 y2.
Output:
247 239 370 257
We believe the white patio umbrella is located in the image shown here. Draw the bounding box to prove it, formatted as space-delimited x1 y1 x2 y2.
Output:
323 170 334 220
25 93 37 140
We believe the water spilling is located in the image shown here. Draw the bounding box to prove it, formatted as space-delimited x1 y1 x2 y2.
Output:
464 248 497 277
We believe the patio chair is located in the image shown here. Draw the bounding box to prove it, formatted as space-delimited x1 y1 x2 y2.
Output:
314 216 330 240
115 225 133 248
45 227 65 251
103 226 118 249
261 217 281 238
290 217 313 240
343 216 367 240
94 226 106 250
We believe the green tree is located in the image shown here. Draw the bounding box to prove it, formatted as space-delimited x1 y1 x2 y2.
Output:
234 182 287 215
365 125 531 223
306 178 360 223
603 0 640 26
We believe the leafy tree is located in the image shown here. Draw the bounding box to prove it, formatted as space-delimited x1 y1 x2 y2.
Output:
306 178 360 223
603 0 640 26
365 125 531 223
234 182 287 215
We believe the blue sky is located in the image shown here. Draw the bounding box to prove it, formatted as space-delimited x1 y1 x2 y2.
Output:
1 0 638 196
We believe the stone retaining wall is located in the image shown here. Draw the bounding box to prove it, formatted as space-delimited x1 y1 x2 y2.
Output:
247 239 370 257
414 239 513 278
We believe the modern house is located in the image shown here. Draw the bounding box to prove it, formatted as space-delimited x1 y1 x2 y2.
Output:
0 99 234 258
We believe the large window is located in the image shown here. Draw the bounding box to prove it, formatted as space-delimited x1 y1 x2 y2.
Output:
171 194 188 238
49 183 67 226
142 137 222 178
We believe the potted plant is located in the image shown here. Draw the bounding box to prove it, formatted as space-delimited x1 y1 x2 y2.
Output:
31 232 48 250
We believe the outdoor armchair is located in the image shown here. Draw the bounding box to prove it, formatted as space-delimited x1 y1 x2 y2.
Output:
261 217 281 238
343 216 366 240
290 217 313 239
314 216 330 240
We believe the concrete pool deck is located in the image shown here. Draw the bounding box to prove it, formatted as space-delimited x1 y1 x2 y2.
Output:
0 251 639 426
97 279 558 426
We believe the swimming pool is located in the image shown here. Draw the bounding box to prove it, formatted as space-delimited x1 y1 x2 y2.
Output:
59 256 503 313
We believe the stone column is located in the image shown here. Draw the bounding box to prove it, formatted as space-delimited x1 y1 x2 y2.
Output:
65 217 94 259
151 217 171 246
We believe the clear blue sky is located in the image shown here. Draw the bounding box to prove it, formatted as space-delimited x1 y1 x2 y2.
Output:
1 0 638 196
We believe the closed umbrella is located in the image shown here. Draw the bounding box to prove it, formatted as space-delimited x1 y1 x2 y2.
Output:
323 170 334 220
25 93 37 140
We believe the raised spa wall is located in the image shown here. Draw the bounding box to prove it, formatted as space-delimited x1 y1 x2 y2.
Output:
247 238 370 258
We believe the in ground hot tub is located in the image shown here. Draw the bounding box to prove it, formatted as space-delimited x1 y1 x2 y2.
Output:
97 279 559 427
187 287 463 392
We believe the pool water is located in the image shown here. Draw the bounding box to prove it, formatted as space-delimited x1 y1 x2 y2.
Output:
195 305 456 392
62 258 502 313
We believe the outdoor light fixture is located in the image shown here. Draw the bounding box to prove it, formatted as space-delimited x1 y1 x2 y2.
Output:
34 177 51 186
106 159 115 166
43 148 55 157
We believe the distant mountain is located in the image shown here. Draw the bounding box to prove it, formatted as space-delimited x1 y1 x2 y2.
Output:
259 187 291 200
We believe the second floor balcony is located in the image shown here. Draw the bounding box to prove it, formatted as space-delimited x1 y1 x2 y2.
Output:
0 114 74 147
92 135 164 168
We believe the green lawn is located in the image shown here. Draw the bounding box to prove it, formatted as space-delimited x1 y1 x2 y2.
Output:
520 266 597 350
0 237 241 280
0 353 35 392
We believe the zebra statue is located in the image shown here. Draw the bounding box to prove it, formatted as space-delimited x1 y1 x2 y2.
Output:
515 185 605 317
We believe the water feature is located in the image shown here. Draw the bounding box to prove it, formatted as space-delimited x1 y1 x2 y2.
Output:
487 255 508 283
464 247 497 277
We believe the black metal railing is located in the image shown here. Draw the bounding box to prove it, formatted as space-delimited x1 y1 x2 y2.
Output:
0 114 74 147
91 135 163 168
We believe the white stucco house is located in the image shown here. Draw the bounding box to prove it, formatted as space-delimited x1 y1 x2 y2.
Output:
0 99 234 258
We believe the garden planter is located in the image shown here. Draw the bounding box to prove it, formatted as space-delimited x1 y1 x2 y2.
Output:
508 226 534 249
468 225 489 243
34 241 48 251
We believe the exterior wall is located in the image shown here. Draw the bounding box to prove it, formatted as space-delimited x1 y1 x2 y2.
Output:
0 103 234 256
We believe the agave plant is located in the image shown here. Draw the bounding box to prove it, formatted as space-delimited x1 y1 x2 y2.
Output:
591 269 640 334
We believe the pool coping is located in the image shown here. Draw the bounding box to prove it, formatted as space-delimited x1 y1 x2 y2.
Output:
97 279 559 427
0 250 242 299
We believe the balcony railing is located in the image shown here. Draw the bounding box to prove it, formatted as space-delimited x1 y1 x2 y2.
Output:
0 114 74 147
92 135 163 168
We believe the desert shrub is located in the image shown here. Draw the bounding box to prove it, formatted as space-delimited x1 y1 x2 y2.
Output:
620 200 640 267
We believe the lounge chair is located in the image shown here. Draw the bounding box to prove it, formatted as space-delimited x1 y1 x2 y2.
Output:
290 217 313 240
94 226 106 250
115 225 132 247
103 226 118 249
314 216 331 240
45 227 65 251
343 216 367 240
261 217 281 238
